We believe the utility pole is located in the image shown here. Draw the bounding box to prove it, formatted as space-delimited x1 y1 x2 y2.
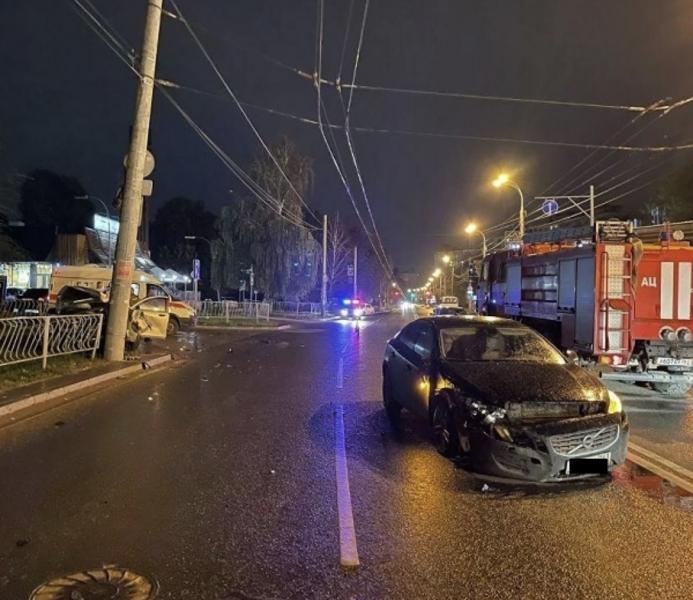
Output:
249 265 254 303
321 214 328 316
104 0 163 361
353 246 358 299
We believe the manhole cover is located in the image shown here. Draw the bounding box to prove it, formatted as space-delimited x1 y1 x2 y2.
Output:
29 566 158 599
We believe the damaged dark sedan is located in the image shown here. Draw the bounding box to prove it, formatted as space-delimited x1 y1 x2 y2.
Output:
382 316 629 482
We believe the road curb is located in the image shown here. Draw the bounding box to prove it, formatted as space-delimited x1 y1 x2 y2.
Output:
0 353 173 420
627 441 693 494
194 324 291 331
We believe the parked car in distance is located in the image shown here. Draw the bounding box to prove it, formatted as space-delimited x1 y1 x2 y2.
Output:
56 285 170 350
5 287 24 301
433 306 469 316
415 304 434 317
382 316 629 482
362 303 376 315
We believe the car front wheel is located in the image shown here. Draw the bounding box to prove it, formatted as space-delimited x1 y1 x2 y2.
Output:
431 394 460 457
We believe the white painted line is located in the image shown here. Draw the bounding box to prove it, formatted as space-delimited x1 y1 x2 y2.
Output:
334 405 360 568
337 358 344 389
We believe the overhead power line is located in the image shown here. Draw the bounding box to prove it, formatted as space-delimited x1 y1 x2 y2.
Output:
314 0 394 279
68 0 317 232
168 0 320 222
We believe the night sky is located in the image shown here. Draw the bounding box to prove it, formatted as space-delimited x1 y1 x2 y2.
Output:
1 0 692 273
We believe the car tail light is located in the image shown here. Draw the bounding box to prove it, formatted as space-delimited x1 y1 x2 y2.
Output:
677 327 692 342
659 326 677 342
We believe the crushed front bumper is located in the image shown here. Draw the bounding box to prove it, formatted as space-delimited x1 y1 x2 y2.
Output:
467 413 629 483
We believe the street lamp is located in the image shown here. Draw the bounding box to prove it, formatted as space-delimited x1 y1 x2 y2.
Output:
464 222 487 259
492 173 525 239
75 194 112 265
442 254 451 265
184 235 221 301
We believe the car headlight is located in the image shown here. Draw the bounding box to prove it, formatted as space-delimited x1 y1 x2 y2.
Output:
340 308 348 317
493 424 514 443
607 390 622 414
353 308 363 317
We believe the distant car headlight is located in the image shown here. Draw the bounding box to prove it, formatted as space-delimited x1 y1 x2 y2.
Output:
607 390 622 414
353 308 363 317
340 308 348 317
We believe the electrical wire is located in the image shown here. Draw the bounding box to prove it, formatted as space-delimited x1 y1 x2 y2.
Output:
314 0 394 279
339 0 395 278
168 0 320 222
68 0 317 232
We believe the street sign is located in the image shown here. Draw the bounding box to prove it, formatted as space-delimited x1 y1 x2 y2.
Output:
123 150 155 177
239 280 246 291
542 198 559 216
141 179 153 197
192 258 201 280
347 264 354 277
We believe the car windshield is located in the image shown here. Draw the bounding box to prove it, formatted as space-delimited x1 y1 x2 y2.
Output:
440 324 565 363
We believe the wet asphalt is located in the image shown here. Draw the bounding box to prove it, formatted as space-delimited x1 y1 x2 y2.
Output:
0 314 692 599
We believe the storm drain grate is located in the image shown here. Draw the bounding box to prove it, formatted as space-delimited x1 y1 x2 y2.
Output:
29 566 158 599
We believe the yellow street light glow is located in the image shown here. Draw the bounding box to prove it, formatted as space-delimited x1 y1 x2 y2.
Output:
492 173 510 188
433 268 441 277
442 254 451 264
427 277 433 282
391 281 397 288
465 222 478 234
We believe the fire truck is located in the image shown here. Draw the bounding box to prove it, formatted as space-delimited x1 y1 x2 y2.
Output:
476 221 693 395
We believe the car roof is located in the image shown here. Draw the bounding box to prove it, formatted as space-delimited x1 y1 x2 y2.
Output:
417 315 525 329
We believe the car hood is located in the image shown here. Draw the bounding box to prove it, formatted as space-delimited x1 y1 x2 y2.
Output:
440 360 607 405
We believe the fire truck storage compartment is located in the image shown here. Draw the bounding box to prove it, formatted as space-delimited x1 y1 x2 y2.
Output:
505 259 521 315
520 254 558 319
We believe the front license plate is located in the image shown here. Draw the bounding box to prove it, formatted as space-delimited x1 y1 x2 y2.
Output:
655 357 693 367
567 455 609 475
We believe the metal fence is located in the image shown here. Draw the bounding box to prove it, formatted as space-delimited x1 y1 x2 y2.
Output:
0 314 103 369
195 300 271 322
270 301 322 318
0 299 49 318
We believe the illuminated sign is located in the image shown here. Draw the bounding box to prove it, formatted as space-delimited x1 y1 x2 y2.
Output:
93 214 120 235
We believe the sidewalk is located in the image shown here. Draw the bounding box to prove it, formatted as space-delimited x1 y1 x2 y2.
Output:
0 353 172 421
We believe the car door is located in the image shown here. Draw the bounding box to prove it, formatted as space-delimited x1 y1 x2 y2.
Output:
407 323 435 417
387 322 420 411
130 296 170 340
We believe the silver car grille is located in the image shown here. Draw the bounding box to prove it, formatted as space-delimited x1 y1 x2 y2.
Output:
548 424 619 457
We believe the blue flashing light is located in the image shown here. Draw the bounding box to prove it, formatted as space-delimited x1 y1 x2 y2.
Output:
343 298 351 305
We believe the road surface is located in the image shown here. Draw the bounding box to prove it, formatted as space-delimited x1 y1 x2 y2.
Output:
0 314 692 599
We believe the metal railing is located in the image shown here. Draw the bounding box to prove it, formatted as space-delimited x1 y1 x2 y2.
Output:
0 299 49 318
0 314 103 369
195 300 271 322
270 301 322 318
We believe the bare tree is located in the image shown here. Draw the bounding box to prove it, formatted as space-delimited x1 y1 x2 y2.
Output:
326 212 350 299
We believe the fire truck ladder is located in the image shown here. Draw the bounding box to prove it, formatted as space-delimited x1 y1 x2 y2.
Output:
597 246 632 355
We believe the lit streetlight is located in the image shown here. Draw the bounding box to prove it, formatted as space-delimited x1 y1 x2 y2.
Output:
492 173 525 239
464 222 487 259
442 254 451 264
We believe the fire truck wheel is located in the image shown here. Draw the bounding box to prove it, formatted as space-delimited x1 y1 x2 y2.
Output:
653 382 691 397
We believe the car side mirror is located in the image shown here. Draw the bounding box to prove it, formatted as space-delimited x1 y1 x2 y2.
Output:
565 349 579 365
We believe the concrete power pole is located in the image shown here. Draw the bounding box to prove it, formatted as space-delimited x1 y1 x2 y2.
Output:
353 246 358 299
104 0 163 361
321 214 328 316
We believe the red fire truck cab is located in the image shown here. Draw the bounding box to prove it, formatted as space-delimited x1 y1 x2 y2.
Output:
477 221 693 395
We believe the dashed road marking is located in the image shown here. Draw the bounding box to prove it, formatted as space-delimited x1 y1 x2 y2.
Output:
334 404 359 568
337 358 344 389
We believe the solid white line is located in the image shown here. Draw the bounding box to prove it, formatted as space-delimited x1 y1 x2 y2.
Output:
334 405 360 567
